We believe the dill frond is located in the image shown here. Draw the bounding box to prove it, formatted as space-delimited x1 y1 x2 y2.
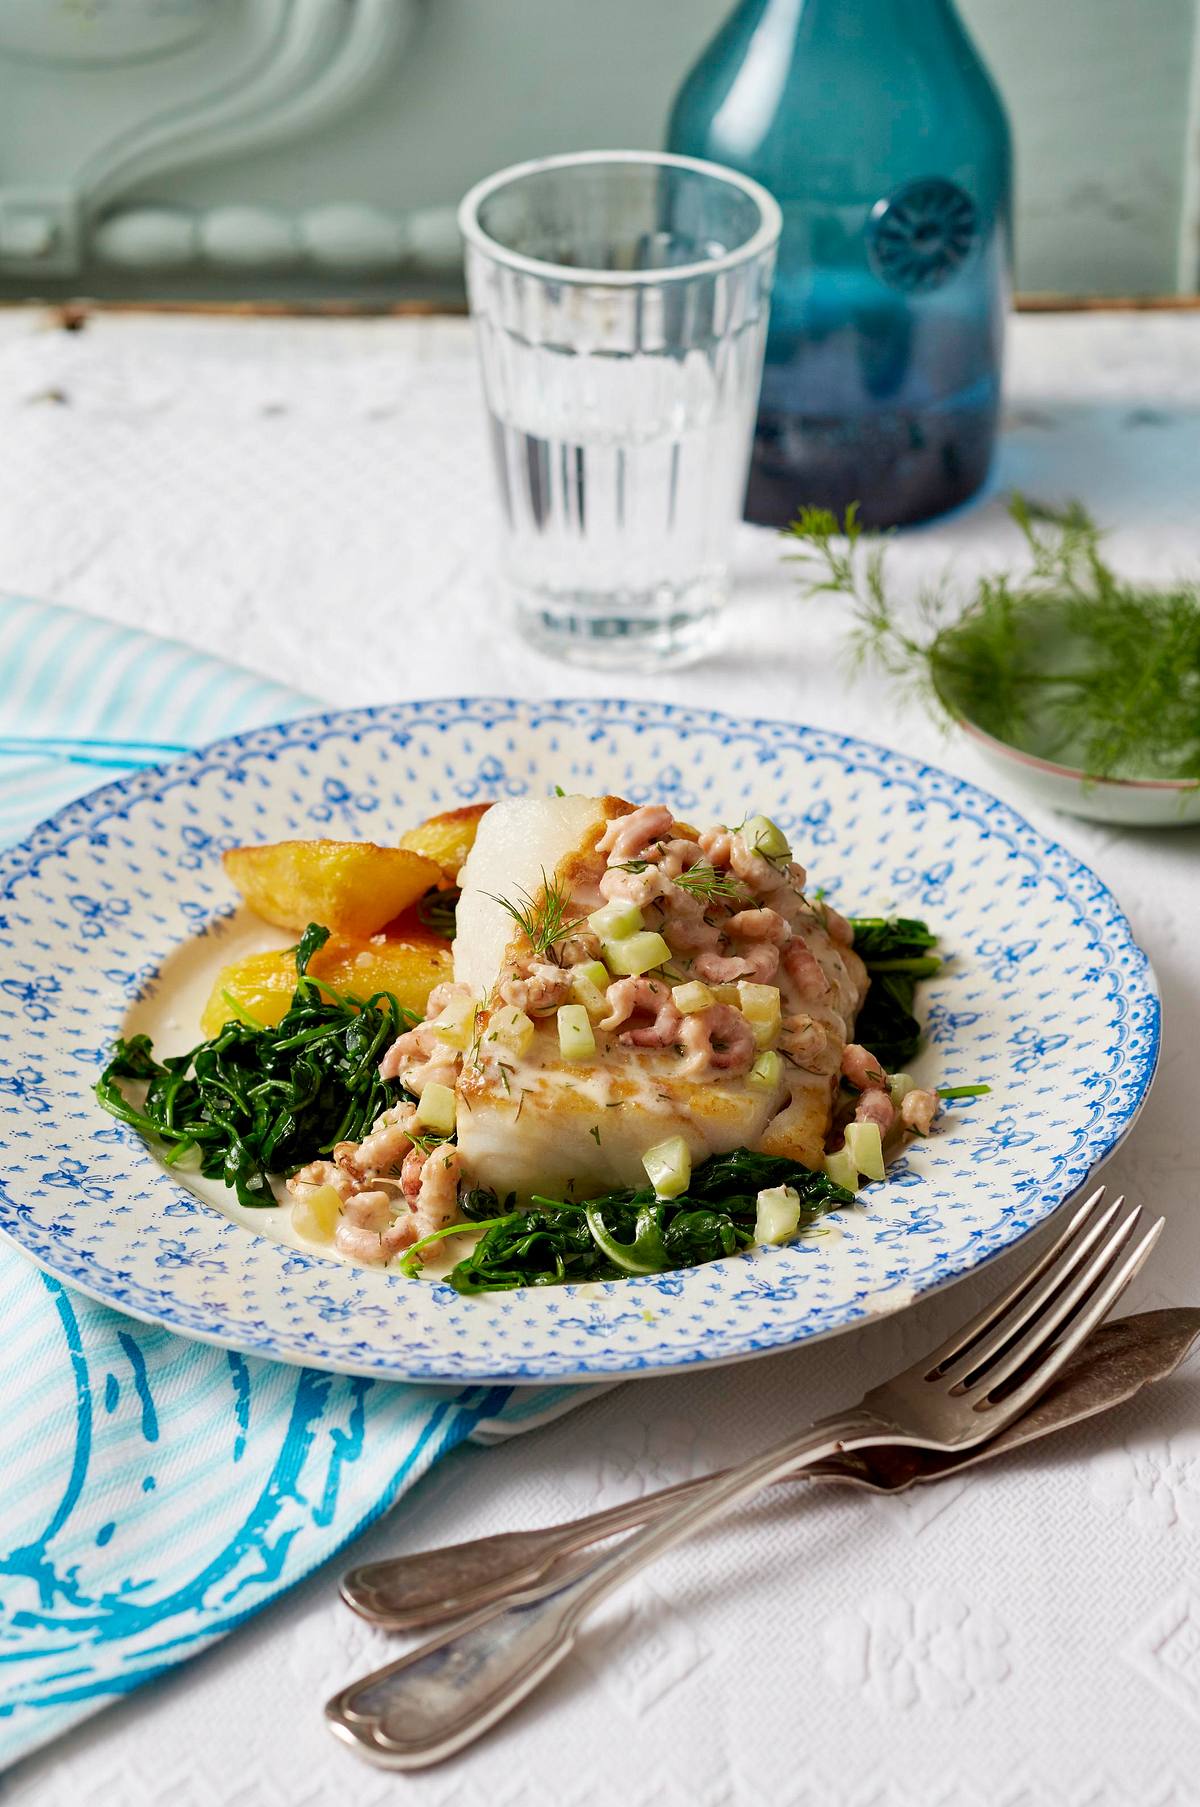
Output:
486 870 586 962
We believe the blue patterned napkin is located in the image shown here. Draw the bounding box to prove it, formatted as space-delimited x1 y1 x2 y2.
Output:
0 596 587 1768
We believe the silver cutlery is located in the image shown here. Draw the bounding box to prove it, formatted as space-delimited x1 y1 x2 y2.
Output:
342 1299 1200 1633
326 1187 1163 1769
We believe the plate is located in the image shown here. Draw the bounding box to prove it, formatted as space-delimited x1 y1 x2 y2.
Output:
0 698 1160 1384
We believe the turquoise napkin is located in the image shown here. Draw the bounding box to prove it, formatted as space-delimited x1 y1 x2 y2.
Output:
0 597 585 1768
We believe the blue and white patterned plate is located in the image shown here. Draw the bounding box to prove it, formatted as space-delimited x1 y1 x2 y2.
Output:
0 698 1159 1384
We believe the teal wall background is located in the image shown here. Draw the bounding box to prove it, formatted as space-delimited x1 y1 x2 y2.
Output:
0 0 1197 303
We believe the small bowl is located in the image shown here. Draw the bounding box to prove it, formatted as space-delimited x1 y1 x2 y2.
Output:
957 717 1200 828
931 597 1200 829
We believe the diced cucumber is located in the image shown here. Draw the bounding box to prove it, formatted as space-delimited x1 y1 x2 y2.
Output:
824 1146 860 1193
642 1135 692 1199
740 814 790 861
755 1184 802 1245
604 931 672 977
429 994 478 1050
738 980 782 1048
588 899 643 941
557 1003 597 1062
673 980 715 1015
569 971 610 1022
291 1183 341 1244
888 1071 915 1106
844 1119 886 1182
574 959 610 992
747 1049 784 1092
416 1081 457 1136
487 1004 535 1057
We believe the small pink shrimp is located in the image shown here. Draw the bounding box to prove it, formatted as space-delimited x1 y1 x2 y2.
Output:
726 907 790 945
379 1022 459 1094
336 1103 417 1179
782 938 831 1001
413 1145 464 1241
694 940 780 985
651 838 705 879
842 1042 889 1092
424 980 473 1019
680 1003 756 1078
656 887 721 953
855 1088 896 1136
287 1159 356 1204
401 1143 427 1202
901 1089 939 1135
599 863 670 909
599 977 683 1048
598 804 674 862
497 960 572 1016
558 930 603 968
823 905 854 947
698 826 733 868
780 1014 841 1075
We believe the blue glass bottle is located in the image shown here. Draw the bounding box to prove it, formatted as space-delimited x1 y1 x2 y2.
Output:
667 0 1012 528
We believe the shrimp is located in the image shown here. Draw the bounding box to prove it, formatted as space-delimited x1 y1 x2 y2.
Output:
497 960 572 1016
598 804 674 862
782 938 831 1001
655 886 721 953
842 1042 889 1092
334 1194 418 1265
336 1102 417 1179
651 838 706 879
694 940 780 985
558 930 603 968
413 1144 464 1241
379 1021 459 1094
780 1014 841 1075
287 1159 355 1204
401 1142 427 1202
726 907 790 944
822 904 854 947
424 980 473 1019
599 977 683 1048
599 862 671 909
680 1003 756 1078
855 1088 896 1135
698 826 733 868
901 1088 939 1135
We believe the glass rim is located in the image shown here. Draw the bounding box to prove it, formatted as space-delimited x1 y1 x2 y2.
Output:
457 149 782 287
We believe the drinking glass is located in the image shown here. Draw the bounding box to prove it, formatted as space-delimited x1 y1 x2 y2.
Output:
458 151 780 668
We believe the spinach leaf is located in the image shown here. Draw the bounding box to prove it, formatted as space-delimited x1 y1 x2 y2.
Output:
850 915 939 1070
442 1152 853 1294
96 923 415 1210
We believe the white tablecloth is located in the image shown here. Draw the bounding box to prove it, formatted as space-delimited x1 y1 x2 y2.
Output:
1 307 1198 1807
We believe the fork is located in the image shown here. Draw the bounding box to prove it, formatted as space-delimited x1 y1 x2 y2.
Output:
326 1188 1161 1769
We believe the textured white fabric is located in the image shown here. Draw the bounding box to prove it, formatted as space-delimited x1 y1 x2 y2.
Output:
1 307 1198 1806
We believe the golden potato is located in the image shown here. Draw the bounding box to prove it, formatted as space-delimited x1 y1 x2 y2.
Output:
397 803 491 884
201 933 453 1039
222 840 440 938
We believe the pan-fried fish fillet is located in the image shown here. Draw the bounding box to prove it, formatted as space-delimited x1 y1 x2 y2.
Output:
447 794 868 1201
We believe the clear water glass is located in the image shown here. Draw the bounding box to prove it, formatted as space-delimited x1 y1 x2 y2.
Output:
459 151 781 668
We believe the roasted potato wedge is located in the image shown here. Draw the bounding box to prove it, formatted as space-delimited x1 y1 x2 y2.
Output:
201 932 453 1040
397 803 491 884
223 840 440 938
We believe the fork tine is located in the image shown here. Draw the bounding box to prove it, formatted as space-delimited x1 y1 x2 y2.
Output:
969 1213 1164 1420
920 1185 1108 1374
937 1190 1125 1386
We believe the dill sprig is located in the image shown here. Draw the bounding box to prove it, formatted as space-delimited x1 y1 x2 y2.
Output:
672 862 744 904
486 869 586 962
784 497 1200 785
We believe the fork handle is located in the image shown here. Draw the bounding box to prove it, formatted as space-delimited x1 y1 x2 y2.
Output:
326 1408 881 1769
341 1467 740 1629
